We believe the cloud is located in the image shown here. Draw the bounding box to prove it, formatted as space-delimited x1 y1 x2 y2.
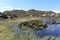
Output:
0 6 21 12
3 6 13 10
53 10 60 13
0 1 23 12
4 6 21 10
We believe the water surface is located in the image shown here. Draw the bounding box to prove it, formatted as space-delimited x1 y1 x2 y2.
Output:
13 18 60 37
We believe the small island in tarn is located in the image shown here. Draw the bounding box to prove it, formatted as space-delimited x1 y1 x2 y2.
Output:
18 20 48 30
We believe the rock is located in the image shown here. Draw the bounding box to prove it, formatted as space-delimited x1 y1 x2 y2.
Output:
18 20 48 30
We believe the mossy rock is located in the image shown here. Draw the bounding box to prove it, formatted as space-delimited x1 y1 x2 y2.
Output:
18 20 48 30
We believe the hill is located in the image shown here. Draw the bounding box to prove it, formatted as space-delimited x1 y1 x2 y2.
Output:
0 9 60 19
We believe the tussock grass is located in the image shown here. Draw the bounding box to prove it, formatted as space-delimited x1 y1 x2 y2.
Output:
0 17 60 40
0 25 60 40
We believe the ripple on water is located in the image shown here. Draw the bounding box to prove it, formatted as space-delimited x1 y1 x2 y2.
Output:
34 24 60 37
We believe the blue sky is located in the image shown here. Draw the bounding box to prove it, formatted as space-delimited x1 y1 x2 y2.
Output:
0 0 60 13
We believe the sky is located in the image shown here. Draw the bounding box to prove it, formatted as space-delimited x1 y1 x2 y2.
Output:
0 0 60 13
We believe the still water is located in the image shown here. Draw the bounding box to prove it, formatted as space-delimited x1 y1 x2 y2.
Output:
35 18 60 37
13 18 60 37
35 24 60 37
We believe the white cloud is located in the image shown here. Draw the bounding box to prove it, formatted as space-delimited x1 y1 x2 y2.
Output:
4 6 21 10
0 6 21 12
0 2 21 12
3 6 13 10
53 10 60 13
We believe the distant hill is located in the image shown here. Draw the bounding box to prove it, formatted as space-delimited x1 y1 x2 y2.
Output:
0 9 60 19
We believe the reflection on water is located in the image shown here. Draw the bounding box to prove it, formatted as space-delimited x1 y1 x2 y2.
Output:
13 18 60 37
40 18 51 22
35 24 60 37
34 18 60 37
56 19 60 23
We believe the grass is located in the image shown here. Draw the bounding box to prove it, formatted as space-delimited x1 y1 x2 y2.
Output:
0 24 60 40
0 25 16 40
0 25 8 31
0 17 60 40
0 24 40 40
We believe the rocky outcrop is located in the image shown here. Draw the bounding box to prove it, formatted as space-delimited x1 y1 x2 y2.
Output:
18 20 48 30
